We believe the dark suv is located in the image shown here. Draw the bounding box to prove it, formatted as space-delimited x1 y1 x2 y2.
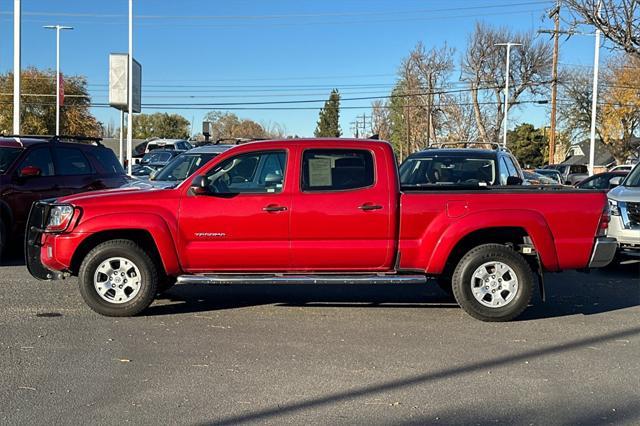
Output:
399 143 525 187
0 136 128 258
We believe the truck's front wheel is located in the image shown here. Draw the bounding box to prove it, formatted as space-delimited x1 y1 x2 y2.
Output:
78 239 158 317
452 244 533 322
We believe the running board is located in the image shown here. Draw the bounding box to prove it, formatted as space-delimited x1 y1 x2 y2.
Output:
176 274 427 285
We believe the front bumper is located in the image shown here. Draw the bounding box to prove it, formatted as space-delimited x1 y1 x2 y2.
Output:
607 215 640 251
588 237 618 268
25 202 63 280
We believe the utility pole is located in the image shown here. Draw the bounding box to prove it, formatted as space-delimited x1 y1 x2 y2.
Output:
549 0 560 164
44 25 73 136
13 0 21 134
495 42 522 147
588 1 602 176
127 0 134 175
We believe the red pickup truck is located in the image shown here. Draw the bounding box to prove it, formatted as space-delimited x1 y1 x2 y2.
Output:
26 139 616 321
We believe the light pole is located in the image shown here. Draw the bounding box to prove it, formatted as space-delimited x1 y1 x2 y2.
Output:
44 25 73 136
588 2 602 176
495 42 522 147
127 0 134 175
13 0 21 134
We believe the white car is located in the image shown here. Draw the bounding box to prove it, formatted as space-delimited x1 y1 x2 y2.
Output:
609 164 636 173
145 139 193 153
607 163 640 257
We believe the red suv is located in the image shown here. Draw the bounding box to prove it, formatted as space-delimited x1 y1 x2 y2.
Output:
0 136 128 258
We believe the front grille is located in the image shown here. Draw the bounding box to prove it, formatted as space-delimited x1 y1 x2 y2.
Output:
627 202 640 224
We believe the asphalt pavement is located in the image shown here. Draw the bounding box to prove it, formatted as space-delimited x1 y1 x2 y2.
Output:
1 254 639 425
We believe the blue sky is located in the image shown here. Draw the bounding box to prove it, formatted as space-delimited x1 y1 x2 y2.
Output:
0 0 610 137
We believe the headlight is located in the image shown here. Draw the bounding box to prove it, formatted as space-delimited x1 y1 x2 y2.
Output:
46 205 75 232
608 199 621 216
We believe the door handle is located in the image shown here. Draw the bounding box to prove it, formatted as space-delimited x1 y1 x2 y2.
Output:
263 204 288 212
358 203 383 211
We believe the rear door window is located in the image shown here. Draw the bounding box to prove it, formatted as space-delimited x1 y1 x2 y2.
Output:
301 149 374 191
86 148 125 175
53 147 93 175
18 147 55 176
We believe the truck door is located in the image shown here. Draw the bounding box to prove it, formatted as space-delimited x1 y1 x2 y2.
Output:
178 149 291 271
290 147 394 270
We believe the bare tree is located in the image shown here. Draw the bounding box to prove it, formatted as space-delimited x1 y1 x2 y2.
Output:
408 42 455 145
439 92 479 142
462 23 552 143
371 100 391 141
565 0 640 58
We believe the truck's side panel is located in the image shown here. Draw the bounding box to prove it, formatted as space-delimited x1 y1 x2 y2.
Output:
399 190 606 273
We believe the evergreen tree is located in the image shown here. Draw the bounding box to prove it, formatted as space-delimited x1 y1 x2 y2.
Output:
508 123 548 168
314 89 341 137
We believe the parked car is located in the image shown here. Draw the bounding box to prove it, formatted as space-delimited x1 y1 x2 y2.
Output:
130 149 181 178
0 135 128 258
399 143 524 187
607 163 640 257
522 170 558 185
544 164 589 185
26 138 615 322
609 164 636 173
533 168 563 184
575 171 628 190
145 139 192 153
126 144 235 189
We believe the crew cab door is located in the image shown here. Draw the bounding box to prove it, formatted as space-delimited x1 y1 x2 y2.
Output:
290 147 394 270
178 149 291 271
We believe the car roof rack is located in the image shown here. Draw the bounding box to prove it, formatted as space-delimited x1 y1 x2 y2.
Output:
1 134 104 146
212 137 268 145
426 142 510 152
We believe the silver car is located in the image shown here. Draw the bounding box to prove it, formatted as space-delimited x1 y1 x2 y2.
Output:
125 144 235 189
607 163 640 256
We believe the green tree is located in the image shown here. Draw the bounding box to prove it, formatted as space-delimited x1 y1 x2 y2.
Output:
132 113 190 139
507 123 547 168
314 89 341 137
0 67 100 136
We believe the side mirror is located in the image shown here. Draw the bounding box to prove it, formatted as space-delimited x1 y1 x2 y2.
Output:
609 176 623 188
20 166 41 177
190 175 208 195
506 176 523 186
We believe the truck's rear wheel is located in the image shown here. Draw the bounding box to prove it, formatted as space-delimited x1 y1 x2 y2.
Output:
452 244 533 322
78 239 158 317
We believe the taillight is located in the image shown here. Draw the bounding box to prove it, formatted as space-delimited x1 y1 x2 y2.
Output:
597 205 610 237
45 205 76 233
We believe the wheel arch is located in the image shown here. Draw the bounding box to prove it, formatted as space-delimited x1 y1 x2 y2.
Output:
69 229 176 277
425 210 559 274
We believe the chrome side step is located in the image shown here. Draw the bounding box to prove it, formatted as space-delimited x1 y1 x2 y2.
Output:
176 274 427 285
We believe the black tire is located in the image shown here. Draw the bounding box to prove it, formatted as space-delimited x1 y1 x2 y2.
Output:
78 239 158 317
452 244 534 322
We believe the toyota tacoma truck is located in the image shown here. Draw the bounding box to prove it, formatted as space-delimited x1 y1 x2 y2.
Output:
25 139 616 322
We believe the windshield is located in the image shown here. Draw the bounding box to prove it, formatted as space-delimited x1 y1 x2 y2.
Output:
152 153 218 182
0 147 23 174
623 164 640 187
400 156 496 186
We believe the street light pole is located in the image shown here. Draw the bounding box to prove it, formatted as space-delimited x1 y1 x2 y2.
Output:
44 25 73 136
13 0 21 134
495 42 522 147
127 0 134 175
588 2 602 176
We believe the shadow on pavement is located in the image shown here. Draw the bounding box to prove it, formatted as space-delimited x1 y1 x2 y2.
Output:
147 262 639 318
199 326 640 426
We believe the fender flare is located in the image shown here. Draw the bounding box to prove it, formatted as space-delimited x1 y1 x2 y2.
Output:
73 212 181 275
424 209 559 274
